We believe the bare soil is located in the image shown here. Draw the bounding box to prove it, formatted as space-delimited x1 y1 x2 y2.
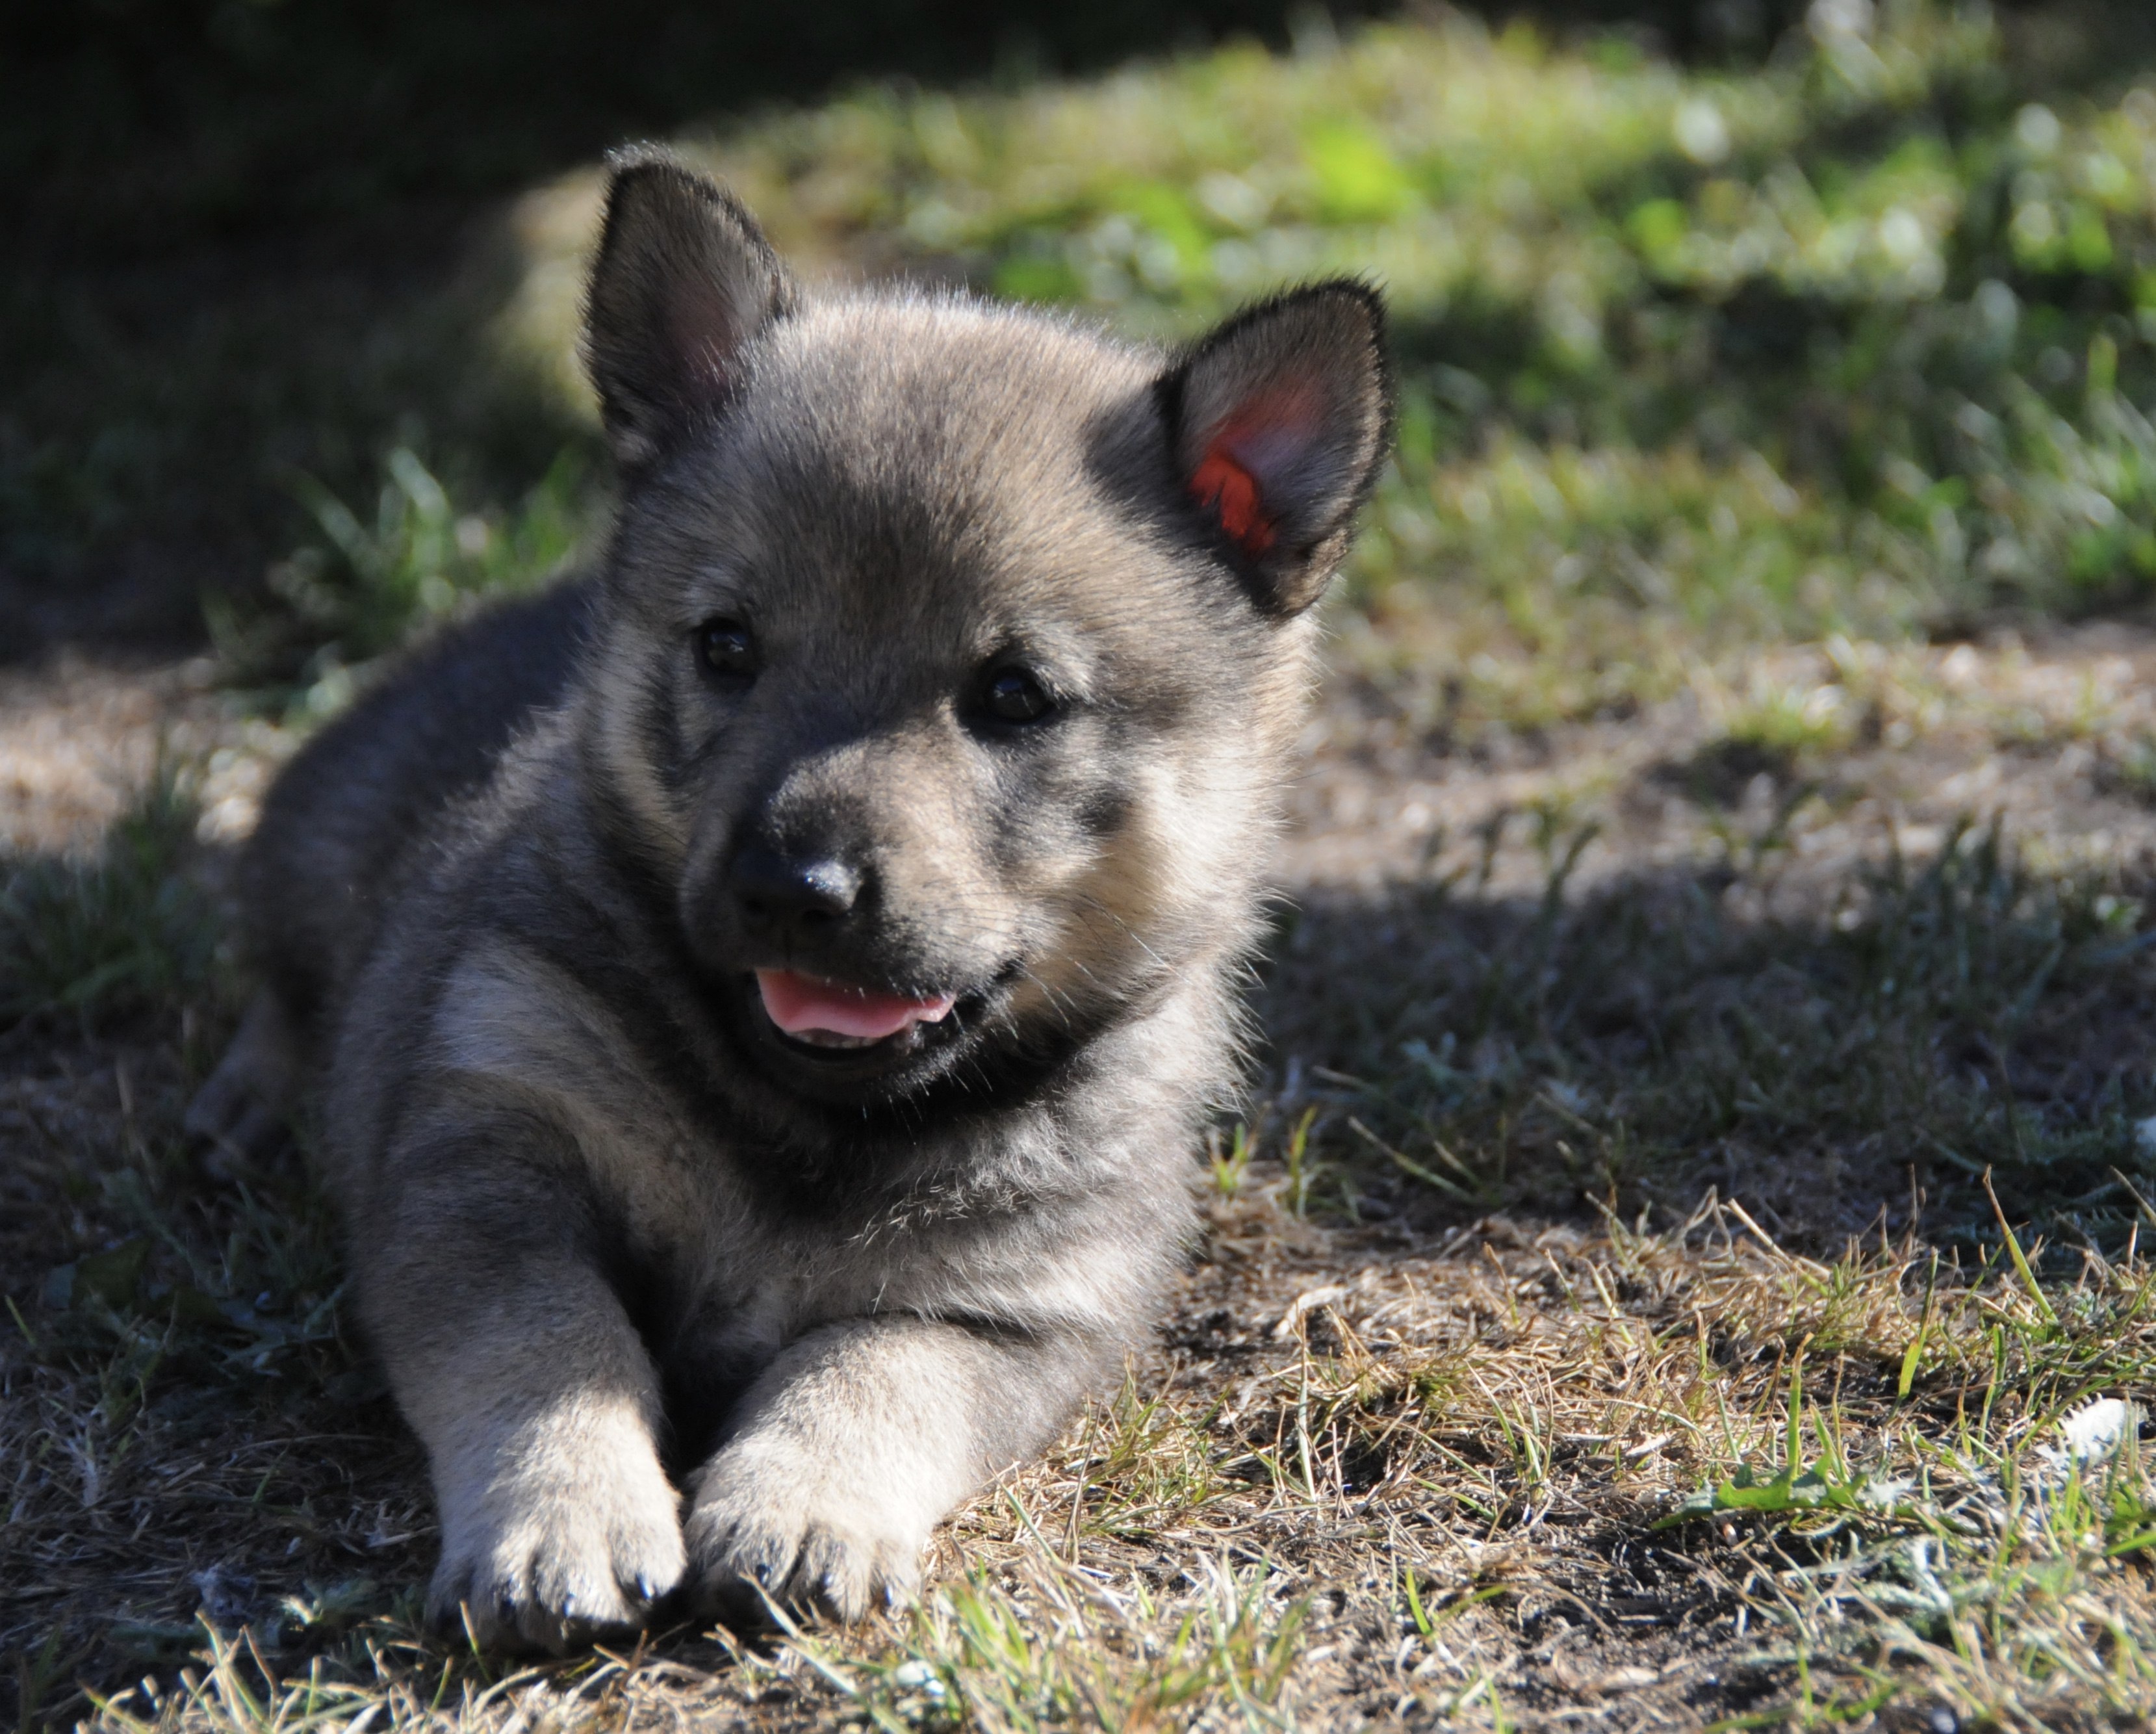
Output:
6 624 2155 1729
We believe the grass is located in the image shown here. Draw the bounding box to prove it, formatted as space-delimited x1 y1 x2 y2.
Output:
16 690 2156 1727
12 0 2156 1728
25 1122 2156 1728
1268 815 2156 1244
97 0 2156 708
498 1 2156 670
0 767 224 1033
209 445 593 718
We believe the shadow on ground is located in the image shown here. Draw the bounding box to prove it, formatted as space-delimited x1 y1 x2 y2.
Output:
5 824 2151 1717
1255 844 2156 1250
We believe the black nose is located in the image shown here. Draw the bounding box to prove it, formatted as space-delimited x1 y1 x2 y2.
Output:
730 844 861 942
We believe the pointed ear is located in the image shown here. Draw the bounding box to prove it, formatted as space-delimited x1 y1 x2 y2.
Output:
582 149 797 474
1161 283 1391 615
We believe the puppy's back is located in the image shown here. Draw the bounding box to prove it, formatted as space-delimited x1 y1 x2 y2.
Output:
242 576 599 1048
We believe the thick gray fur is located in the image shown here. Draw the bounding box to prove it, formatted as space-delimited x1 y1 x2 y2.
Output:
190 150 1389 1652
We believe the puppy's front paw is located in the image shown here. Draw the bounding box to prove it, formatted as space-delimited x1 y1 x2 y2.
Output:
685 1438 929 1624
427 1432 686 1654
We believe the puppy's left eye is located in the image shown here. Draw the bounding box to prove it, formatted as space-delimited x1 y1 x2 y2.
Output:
980 667 1055 725
696 617 757 679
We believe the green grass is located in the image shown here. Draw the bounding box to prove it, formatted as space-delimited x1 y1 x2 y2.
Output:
0 766 224 1033
97 0 2156 713
210 445 593 714
13 3 2156 1729
550 3 2156 665
772 1551 1309 1733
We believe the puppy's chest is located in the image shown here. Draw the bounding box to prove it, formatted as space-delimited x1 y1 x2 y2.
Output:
606 1123 1003 1326
603 1139 1007 1458
548 1057 987 1288
433 937 1048 1311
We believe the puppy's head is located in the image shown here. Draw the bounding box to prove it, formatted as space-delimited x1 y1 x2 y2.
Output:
578 152 1388 1111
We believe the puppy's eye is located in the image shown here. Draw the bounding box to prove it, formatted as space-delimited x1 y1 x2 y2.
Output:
696 617 756 679
980 667 1055 725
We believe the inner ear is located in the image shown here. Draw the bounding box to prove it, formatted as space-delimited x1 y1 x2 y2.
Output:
1186 381 1330 559
1165 283 1390 615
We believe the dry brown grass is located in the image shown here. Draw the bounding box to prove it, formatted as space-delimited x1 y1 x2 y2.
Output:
7 625 2156 1731
19 3 2156 1722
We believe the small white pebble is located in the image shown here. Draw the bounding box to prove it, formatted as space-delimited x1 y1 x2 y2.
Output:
892 1661 946 1698
2059 1398 2142 1466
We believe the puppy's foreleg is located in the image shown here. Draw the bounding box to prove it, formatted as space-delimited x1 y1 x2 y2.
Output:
356 1149 686 1653
685 1315 1106 1621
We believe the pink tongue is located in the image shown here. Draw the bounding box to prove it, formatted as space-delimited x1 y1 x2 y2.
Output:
756 970 957 1041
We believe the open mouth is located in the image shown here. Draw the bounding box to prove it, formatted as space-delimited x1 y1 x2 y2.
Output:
754 968 960 1056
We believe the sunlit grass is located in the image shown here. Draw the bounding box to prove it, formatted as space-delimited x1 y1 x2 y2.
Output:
470 1 2156 743
25 1 2156 709
16 4 2156 1729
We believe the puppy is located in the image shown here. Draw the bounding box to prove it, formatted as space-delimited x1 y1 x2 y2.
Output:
190 149 1388 1651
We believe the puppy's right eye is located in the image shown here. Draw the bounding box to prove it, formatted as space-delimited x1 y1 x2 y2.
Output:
980 667 1055 725
696 617 756 679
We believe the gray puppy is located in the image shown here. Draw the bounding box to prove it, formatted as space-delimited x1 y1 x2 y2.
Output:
189 149 1388 1652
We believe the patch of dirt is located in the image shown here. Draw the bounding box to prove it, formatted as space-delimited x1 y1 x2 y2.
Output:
1283 623 2156 914
5 625 2153 1729
0 655 290 858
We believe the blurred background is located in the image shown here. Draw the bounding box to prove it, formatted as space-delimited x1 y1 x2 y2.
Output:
10 0 2156 710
